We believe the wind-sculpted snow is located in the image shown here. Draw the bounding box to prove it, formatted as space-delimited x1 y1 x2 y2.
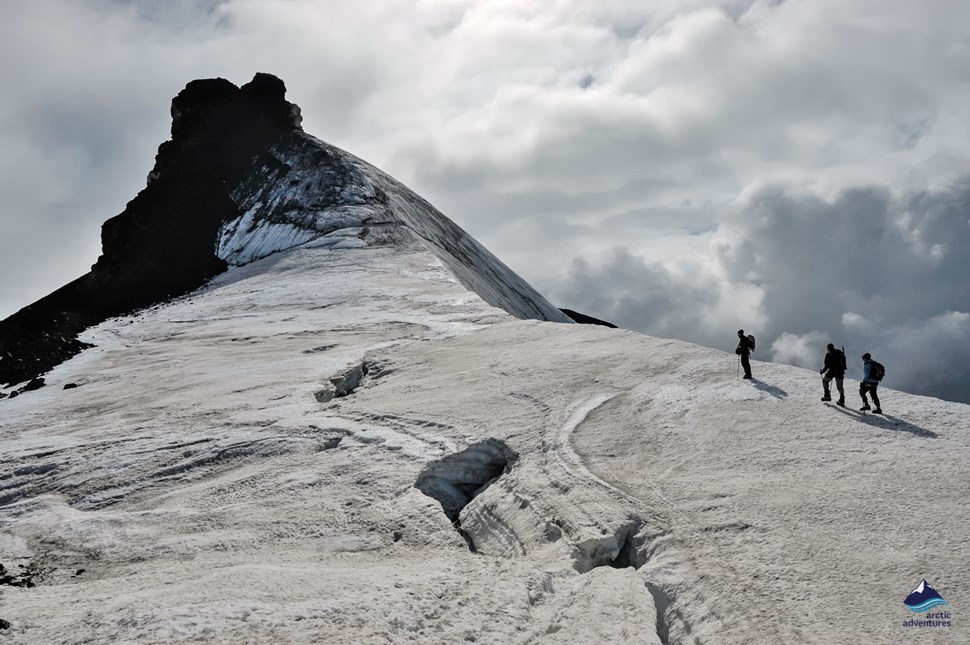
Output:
2 242 970 644
217 131 572 324
218 132 391 265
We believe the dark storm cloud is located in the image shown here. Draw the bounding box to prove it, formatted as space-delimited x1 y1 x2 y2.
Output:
723 184 970 328
557 250 722 338
554 179 970 402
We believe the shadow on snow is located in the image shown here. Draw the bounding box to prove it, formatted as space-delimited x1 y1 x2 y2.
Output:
748 378 788 399
829 405 938 438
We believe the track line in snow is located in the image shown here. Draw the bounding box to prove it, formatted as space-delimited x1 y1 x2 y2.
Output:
563 392 735 642
553 393 638 505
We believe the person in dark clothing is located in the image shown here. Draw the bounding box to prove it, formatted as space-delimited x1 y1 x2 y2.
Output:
736 329 753 379
859 352 882 413
820 343 846 406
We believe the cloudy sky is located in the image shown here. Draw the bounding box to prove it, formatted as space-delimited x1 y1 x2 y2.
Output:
2 0 970 403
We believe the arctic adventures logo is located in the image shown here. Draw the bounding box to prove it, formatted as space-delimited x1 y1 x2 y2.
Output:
902 579 952 629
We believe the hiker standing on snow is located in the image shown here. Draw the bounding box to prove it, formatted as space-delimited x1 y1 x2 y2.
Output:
736 329 753 379
820 343 846 406
859 352 882 414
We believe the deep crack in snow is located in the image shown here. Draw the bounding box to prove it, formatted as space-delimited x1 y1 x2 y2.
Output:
414 439 518 551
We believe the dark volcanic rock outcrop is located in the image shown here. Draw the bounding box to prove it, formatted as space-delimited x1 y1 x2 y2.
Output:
1 73 572 390
0 74 302 387
560 309 618 329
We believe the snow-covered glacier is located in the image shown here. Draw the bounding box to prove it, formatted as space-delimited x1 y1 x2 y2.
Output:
3 227 969 644
2 75 969 645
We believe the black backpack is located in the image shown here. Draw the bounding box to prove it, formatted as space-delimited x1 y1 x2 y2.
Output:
747 335 756 352
870 361 885 382
838 348 847 372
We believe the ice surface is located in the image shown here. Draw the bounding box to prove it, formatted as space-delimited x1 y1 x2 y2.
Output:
216 131 571 325
1 242 969 644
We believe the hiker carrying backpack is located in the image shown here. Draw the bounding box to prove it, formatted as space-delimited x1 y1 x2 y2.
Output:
820 343 846 406
859 352 884 414
863 356 885 383
736 329 754 379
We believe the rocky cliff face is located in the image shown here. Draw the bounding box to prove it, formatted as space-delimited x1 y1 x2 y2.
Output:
94 72 303 292
0 73 303 388
0 73 569 389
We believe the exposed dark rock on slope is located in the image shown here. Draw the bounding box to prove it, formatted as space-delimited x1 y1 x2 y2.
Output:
0 73 302 387
560 309 618 328
0 73 570 389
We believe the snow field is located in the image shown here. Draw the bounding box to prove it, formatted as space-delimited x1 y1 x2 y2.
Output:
1 243 968 644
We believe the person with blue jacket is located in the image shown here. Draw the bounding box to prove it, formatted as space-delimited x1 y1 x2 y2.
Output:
859 352 882 414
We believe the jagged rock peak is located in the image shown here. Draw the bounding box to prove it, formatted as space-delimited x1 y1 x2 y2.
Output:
170 73 302 139
0 74 307 388
98 72 307 284
0 73 572 390
148 73 303 185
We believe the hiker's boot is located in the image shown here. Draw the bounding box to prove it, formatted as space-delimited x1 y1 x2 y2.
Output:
821 395 831 402
860 404 871 411
837 398 845 407
873 408 882 414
